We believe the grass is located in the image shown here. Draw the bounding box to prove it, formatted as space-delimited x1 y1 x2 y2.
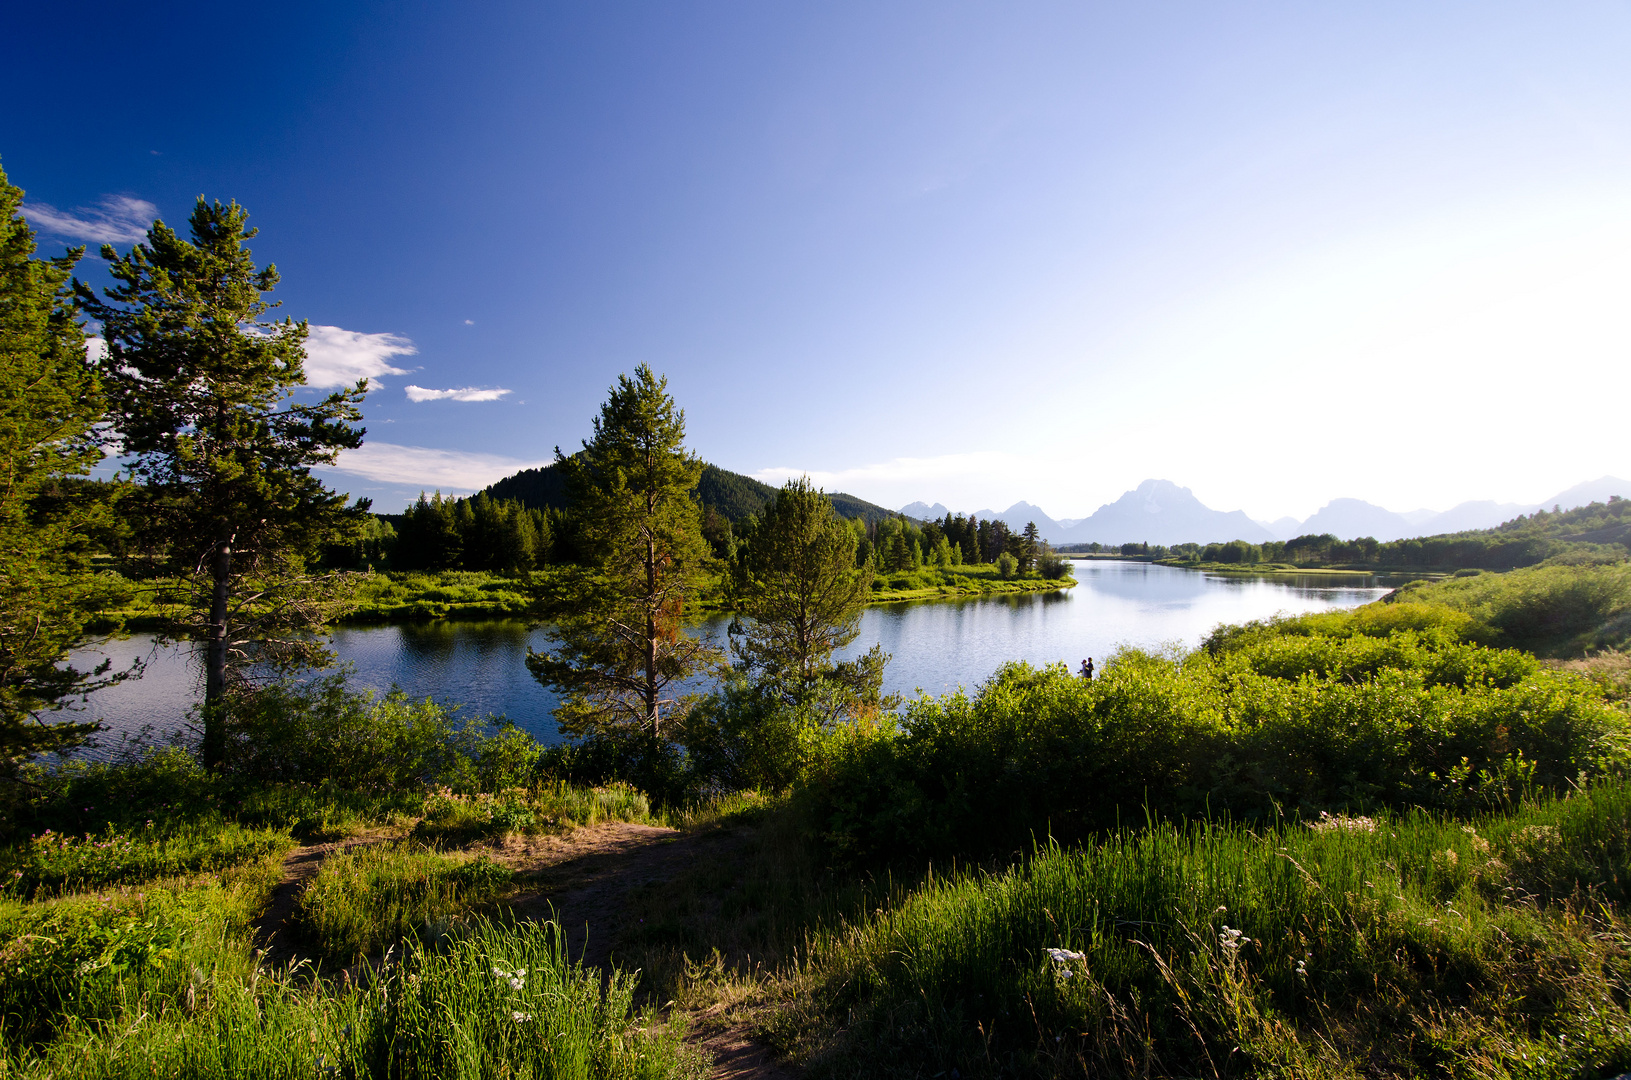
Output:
292 842 517 964
0 821 292 897
868 563 1075 602
763 784 1631 1078
413 780 654 844
3 917 699 1079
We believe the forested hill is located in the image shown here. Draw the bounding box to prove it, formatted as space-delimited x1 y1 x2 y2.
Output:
482 461 896 524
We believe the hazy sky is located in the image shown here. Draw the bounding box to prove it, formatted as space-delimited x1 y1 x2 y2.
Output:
7 2 1630 521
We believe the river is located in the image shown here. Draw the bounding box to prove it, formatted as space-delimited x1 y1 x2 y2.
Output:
66 560 1395 752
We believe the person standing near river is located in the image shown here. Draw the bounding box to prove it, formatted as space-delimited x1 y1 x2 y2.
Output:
1080 657 1094 680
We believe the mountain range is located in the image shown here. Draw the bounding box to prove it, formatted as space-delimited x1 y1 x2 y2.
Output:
900 475 1631 547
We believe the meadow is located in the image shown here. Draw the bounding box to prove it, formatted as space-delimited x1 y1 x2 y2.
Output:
8 556 1631 1077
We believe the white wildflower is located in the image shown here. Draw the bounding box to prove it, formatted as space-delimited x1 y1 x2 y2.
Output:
1044 948 1085 964
1218 926 1251 949
512 1010 533 1023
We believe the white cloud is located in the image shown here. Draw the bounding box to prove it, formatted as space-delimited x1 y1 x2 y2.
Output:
404 385 512 403
85 337 108 363
22 195 157 244
302 325 417 388
328 442 548 493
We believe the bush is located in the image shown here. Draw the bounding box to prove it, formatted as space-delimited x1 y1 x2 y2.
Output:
796 627 1630 865
224 673 540 793
996 551 1019 579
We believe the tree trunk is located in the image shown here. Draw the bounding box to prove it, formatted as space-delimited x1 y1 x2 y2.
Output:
201 535 232 769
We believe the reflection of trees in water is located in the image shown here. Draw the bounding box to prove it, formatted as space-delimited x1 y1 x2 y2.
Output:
398 620 535 661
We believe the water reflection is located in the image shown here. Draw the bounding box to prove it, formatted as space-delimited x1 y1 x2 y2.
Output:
68 560 1392 753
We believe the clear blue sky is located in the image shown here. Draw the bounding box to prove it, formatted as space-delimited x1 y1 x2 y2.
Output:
7 2 1630 520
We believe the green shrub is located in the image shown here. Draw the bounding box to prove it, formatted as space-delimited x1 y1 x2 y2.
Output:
797 628 1630 864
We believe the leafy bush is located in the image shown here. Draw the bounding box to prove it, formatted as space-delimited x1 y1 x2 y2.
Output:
797 627 1630 865
224 673 541 793
996 551 1019 579
1387 560 1631 652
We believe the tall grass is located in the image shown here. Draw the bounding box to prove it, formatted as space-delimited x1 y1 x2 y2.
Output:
0 853 281 1049
776 783 1631 1078
292 842 516 965
6 918 699 1079
0 822 292 895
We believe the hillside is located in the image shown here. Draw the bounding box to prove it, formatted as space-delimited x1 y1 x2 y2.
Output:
482 461 895 524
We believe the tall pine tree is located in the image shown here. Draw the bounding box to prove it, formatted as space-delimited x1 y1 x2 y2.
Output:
0 163 135 778
80 198 367 767
526 365 719 745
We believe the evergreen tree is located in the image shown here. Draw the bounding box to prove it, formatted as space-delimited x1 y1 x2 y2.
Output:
0 164 136 777
729 477 879 707
526 366 720 745
1020 521 1041 573
80 198 366 767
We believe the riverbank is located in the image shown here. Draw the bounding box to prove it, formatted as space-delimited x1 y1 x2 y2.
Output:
85 563 1078 631
1154 557 1439 578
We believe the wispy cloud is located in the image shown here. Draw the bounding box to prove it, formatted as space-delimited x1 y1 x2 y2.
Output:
404 385 512 403
303 325 417 388
327 442 548 493
22 195 158 244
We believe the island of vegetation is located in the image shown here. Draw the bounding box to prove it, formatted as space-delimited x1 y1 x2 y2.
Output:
7 168 1631 1079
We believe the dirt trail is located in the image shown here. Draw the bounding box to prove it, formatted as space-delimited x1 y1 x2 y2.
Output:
252 819 794 1077
250 831 395 963
497 822 798 1080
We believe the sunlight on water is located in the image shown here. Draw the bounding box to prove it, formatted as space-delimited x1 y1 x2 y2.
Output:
67 561 1392 752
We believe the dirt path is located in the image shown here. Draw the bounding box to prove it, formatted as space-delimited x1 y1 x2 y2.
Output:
495 822 798 1080
252 819 795 1077
250 831 395 963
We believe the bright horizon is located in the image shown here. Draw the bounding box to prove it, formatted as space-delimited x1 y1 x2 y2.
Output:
7 3 1630 522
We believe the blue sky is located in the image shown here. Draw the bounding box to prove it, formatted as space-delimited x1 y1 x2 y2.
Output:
7 2 1631 521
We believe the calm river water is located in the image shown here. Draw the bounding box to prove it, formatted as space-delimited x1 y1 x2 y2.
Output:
67 560 1394 751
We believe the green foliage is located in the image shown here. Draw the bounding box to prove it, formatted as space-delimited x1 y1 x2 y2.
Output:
797 626 1630 865
527 366 722 745
4 917 693 1078
292 841 515 964
730 478 880 708
783 784 1631 1079
79 197 368 766
223 673 538 792
0 163 131 778
0 821 290 896
0 859 276 1049
995 551 1019 579
1390 559 1631 653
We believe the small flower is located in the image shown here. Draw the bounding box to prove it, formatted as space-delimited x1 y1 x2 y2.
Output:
511 1010 533 1023
1218 926 1251 949
1044 948 1085 964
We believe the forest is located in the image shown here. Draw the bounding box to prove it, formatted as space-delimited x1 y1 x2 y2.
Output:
7 169 1631 1080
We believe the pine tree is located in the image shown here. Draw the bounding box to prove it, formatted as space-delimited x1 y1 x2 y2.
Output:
526 366 720 745
80 198 367 767
729 477 878 707
0 163 136 776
